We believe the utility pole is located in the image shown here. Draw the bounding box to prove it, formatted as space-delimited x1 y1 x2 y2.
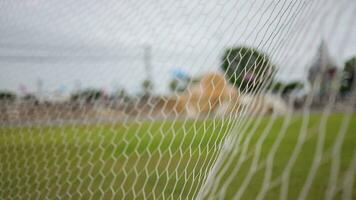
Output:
144 45 152 82
143 45 154 95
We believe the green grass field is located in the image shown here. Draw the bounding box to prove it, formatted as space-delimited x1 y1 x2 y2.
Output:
1 113 355 199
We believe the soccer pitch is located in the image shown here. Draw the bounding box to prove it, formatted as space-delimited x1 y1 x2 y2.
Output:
1 113 355 199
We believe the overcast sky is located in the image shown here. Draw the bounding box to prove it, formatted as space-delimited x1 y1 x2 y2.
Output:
0 0 355 96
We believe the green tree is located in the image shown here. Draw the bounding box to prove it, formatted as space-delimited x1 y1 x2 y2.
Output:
221 46 276 93
0 91 16 102
284 82 304 94
113 88 131 102
22 94 39 104
270 81 284 93
169 79 182 93
70 89 104 103
270 81 304 95
142 79 153 96
169 77 194 93
340 56 356 95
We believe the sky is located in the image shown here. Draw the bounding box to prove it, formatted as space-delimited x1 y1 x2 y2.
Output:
0 0 355 97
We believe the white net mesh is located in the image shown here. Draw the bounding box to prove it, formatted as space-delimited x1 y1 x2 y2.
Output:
1 0 356 199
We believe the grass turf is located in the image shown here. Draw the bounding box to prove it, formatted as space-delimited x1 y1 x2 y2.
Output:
0 113 355 199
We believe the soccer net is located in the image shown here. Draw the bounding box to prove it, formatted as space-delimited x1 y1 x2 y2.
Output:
1 0 356 199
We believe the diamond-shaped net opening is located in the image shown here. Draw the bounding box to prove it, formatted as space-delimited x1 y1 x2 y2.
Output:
1 0 356 199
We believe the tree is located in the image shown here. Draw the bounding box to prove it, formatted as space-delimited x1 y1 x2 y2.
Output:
142 79 154 96
169 77 192 93
270 81 304 95
0 91 16 102
111 88 131 102
221 46 276 93
284 82 304 94
340 56 356 95
169 79 183 93
70 89 104 103
270 81 284 93
22 94 39 104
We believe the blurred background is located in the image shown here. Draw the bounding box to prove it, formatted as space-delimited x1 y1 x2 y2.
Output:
0 0 355 124
1 0 355 96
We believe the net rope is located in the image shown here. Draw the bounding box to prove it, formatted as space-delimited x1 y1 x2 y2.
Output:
1 0 356 199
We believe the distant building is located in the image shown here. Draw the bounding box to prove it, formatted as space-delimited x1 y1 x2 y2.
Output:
308 41 338 103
